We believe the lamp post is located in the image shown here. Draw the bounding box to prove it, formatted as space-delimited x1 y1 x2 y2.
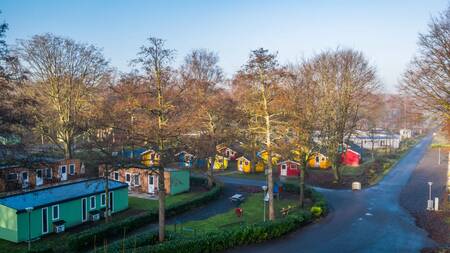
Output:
427 182 433 211
25 207 34 251
262 185 268 222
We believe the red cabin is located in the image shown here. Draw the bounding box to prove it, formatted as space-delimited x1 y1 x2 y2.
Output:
278 160 301 177
341 148 361 167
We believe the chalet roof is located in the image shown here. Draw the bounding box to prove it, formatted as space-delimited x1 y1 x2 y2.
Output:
277 160 300 165
0 178 127 213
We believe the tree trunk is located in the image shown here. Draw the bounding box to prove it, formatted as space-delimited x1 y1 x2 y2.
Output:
63 135 73 159
299 157 306 207
158 166 165 242
207 155 215 189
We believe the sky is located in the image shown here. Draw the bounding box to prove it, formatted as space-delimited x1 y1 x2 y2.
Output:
1 0 448 92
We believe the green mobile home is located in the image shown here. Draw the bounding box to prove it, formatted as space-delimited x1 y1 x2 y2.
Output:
0 178 128 243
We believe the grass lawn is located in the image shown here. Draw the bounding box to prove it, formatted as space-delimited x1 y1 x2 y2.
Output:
0 190 207 253
175 193 300 235
129 192 201 211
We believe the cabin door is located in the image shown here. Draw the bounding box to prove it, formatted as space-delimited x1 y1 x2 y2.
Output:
280 164 288 176
36 169 43 186
21 171 29 188
148 175 157 194
60 166 67 181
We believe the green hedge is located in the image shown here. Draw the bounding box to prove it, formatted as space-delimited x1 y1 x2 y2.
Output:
97 231 180 253
68 182 222 252
119 186 326 253
133 210 314 253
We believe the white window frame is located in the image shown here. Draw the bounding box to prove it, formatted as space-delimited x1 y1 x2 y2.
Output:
45 168 52 179
21 171 28 182
52 205 59 221
133 174 140 186
281 164 287 171
90 196 96 210
60 165 67 174
100 193 106 207
113 171 119 181
69 164 75 175
125 173 131 183
42 207 49 234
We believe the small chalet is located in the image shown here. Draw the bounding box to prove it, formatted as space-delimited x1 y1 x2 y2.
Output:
278 160 301 177
341 148 361 167
308 152 331 169
257 150 281 165
0 179 128 242
174 151 195 167
211 155 229 170
0 158 86 193
349 130 400 150
99 165 190 196
216 144 239 160
141 149 160 167
236 156 251 173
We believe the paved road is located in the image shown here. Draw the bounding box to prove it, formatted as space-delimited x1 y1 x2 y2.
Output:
228 135 437 253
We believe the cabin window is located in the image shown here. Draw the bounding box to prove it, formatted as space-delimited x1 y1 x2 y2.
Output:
315 156 319 163
36 169 43 178
6 173 17 181
321 157 325 161
21 171 28 181
282 164 287 170
90 196 96 210
291 164 297 169
133 174 140 186
45 168 52 178
125 173 131 183
52 205 59 220
149 176 154 185
245 161 249 166
69 164 75 175
113 171 119 181
100 193 106 207
42 207 48 234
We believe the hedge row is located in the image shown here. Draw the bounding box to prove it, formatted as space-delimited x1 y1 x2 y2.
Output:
67 180 222 251
124 186 327 253
134 210 314 253
97 231 179 253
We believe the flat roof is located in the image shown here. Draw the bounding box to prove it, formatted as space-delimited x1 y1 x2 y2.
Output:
0 178 127 213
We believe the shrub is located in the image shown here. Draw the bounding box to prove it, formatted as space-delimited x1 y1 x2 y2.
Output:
67 184 222 251
310 206 322 217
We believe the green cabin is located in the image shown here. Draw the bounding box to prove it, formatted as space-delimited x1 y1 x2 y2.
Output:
0 179 128 243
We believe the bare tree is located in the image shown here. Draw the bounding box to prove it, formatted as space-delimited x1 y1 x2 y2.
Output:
132 37 176 242
237 48 287 220
401 6 450 119
306 49 378 182
16 34 110 158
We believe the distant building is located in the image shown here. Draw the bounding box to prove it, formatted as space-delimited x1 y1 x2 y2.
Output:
349 129 400 149
99 165 190 196
0 179 128 242
399 129 412 140
278 160 301 177
0 158 86 193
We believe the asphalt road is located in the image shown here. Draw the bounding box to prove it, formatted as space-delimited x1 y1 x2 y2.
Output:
227 135 437 253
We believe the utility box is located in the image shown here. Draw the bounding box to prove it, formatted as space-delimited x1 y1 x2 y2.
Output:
434 197 439 211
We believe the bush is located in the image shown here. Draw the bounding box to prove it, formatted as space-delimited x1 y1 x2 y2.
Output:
67 184 223 251
131 210 313 253
97 231 180 253
310 206 322 217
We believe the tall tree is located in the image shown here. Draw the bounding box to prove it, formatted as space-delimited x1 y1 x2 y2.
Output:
133 37 177 242
237 48 286 220
401 5 450 119
307 49 378 182
179 49 231 188
17 34 110 158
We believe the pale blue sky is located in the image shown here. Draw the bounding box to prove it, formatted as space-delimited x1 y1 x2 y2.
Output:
1 0 448 91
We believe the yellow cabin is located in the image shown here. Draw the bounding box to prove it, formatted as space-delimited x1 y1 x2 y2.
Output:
209 155 229 170
308 152 331 169
237 156 266 173
258 150 281 165
141 149 160 167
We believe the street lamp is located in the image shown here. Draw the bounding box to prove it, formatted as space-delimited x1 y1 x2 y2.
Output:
25 207 34 251
262 185 268 222
427 182 433 211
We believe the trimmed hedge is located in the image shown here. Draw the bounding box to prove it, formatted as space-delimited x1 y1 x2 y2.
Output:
133 210 314 253
67 180 222 251
124 185 326 253
97 231 179 253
